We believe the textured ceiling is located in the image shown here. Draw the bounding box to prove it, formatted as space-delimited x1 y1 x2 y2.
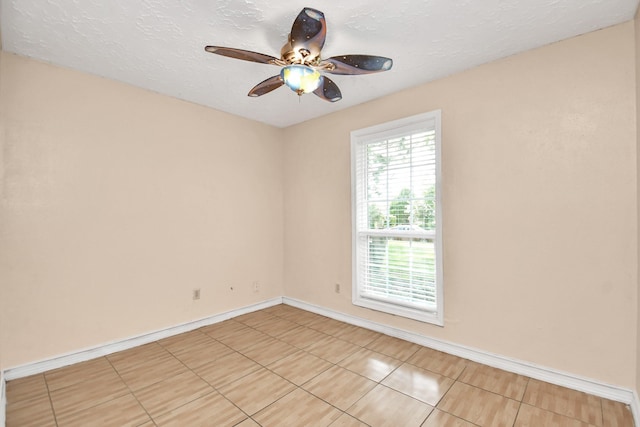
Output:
1 0 639 128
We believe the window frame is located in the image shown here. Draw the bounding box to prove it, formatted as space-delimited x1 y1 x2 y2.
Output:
350 110 443 326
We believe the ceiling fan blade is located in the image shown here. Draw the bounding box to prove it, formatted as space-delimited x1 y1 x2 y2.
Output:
313 76 342 102
205 46 279 65
288 8 326 61
248 75 284 97
322 55 393 75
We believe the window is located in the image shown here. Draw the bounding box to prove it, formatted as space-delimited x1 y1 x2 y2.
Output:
351 111 443 325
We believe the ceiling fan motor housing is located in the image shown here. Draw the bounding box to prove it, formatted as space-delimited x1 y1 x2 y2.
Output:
280 7 326 66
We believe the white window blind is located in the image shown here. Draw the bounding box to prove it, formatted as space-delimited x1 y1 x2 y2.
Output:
351 111 443 325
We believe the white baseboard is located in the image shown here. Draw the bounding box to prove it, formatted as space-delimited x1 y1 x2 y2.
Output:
631 390 640 427
3 297 282 381
283 297 636 406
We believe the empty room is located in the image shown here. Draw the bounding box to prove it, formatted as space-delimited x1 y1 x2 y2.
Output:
1 0 640 426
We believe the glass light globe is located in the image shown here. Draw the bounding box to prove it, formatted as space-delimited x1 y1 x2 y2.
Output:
280 65 322 94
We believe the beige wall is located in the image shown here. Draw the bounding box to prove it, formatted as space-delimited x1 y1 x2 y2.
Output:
284 22 637 388
0 52 285 368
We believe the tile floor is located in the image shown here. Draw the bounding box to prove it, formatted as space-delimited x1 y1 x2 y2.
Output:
5 304 635 427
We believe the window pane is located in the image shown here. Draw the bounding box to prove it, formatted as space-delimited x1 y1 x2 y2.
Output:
363 236 436 308
362 130 437 230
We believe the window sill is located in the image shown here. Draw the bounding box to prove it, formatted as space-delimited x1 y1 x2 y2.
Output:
353 295 444 326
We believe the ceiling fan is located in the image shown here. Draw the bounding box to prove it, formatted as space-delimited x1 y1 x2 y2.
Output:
204 7 393 102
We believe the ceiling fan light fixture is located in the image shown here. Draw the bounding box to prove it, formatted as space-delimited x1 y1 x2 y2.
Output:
280 65 322 95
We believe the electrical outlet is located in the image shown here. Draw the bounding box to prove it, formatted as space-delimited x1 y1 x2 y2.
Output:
193 289 201 300
335 283 340 293
253 281 260 293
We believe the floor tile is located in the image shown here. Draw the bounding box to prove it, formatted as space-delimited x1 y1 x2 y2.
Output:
170 338 234 369
437 381 520 426
281 310 329 326
199 319 249 340
216 326 273 352
329 413 370 427
192 350 262 388
265 304 310 318
514 403 593 427
365 334 421 361
241 336 299 366
278 325 331 349
381 362 454 406
218 367 296 415
523 379 603 426
252 316 300 337
335 325 384 347
235 418 262 427
268 349 333 385
6 394 57 427
234 310 278 327
347 384 434 427
253 387 343 426
308 317 351 336
115 351 188 391
157 330 212 354
407 347 467 379
458 360 529 400
55 393 150 427
338 347 402 382
422 409 477 427
49 370 129 418
6 374 49 403
152 390 247 427
45 357 115 391
306 335 361 364
261 303 300 316
107 342 171 372
303 365 377 411
133 370 213 418
602 398 634 427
